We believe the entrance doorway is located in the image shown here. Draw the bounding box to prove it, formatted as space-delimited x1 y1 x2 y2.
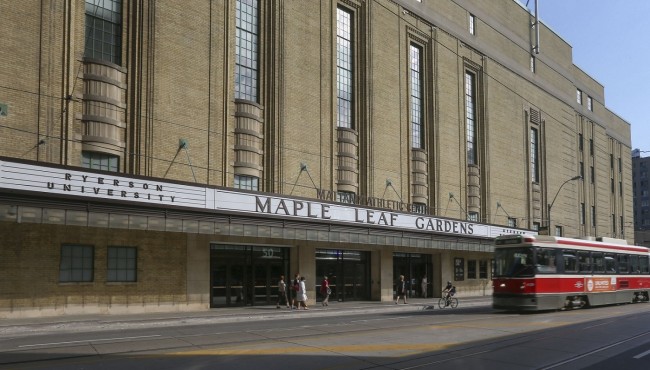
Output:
393 253 432 298
210 244 289 307
315 249 370 302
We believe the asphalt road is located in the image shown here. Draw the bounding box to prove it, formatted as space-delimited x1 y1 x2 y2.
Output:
1 302 649 370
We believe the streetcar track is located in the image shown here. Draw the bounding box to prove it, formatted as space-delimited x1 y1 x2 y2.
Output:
355 309 650 369
538 330 650 369
2 306 648 369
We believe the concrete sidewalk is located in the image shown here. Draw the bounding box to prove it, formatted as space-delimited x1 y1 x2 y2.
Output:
0 296 492 336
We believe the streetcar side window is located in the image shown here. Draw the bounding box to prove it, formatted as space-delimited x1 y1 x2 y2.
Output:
629 255 639 273
563 250 577 273
618 254 629 274
578 251 591 273
592 252 605 273
640 256 649 274
534 247 557 273
604 254 616 274
494 247 535 277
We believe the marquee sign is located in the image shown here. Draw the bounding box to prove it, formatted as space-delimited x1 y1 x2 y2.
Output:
0 159 535 239
0 160 205 208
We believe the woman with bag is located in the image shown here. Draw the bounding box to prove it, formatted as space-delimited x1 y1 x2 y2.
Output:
320 276 331 306
276 275 290 309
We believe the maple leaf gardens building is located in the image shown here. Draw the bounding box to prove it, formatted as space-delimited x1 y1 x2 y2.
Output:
0 0 632 317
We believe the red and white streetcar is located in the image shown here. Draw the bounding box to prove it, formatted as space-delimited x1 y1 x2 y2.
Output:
492 234 650 311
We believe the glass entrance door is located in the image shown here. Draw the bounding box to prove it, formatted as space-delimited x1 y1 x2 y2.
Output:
211 245 289 307
316 249 369 302
393 253 432 298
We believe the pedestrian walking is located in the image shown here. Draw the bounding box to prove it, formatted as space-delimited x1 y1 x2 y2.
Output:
291 273 300 309
297 276 309 310
276 275 290 308
420 275 428 298
395 275 407 304
320 276 330 306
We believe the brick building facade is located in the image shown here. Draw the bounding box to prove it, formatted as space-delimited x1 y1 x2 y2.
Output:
0 0 632 318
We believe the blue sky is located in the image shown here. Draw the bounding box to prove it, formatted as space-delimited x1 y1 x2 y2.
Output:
528 0 650 153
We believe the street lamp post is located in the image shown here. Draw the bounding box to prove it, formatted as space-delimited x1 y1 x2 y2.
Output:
547 175 582 234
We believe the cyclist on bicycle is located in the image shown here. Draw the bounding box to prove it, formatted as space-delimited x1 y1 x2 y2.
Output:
442 281 456 301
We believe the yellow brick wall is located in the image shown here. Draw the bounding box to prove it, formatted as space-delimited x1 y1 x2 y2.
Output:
0 0 635 272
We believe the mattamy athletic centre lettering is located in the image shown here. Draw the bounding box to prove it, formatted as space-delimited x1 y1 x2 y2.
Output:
0 158 534 238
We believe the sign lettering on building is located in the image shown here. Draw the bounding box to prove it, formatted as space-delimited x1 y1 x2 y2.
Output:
0 159 535 239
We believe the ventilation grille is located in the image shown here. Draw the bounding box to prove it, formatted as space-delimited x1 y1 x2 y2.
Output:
530 108 541 124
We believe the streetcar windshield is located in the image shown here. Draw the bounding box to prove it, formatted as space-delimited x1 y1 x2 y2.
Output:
494 247 535 277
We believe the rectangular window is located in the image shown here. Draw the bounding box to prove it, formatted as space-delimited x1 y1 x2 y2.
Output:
580 202 585 225
639 256 650 274
580 161 584 178
465 71 477 164
82 151 119 172
337 7 354 129
619 181 622 196
620 216 624 236
604 254 616 273
535 248 557 273
612 214 616 235
611 178 615 193
59 245 94 282
469 14 476 35
579 133 583 151
619 157 622 173
508 217 517 227
234 175 259 191
467 260 477 279
590 165 595 183
532 222 540 231
107 246 137 282
84 0 122 64
578 251 591 272
587 96 593 111
591 206 596 226
235 0 259 101
530 127 539 182
630 255 639 273
555 225 562 237
618 254 629 274
467 211 479 222
479 260 488 279
410 44 423 149
577 89 582 104
593 252 605 273
564 250 577 273
590 139 594 156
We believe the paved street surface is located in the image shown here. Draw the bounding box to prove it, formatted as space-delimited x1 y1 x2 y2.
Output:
1 297 649 370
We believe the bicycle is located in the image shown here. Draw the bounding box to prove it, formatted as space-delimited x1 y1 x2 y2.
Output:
438 295 458 309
